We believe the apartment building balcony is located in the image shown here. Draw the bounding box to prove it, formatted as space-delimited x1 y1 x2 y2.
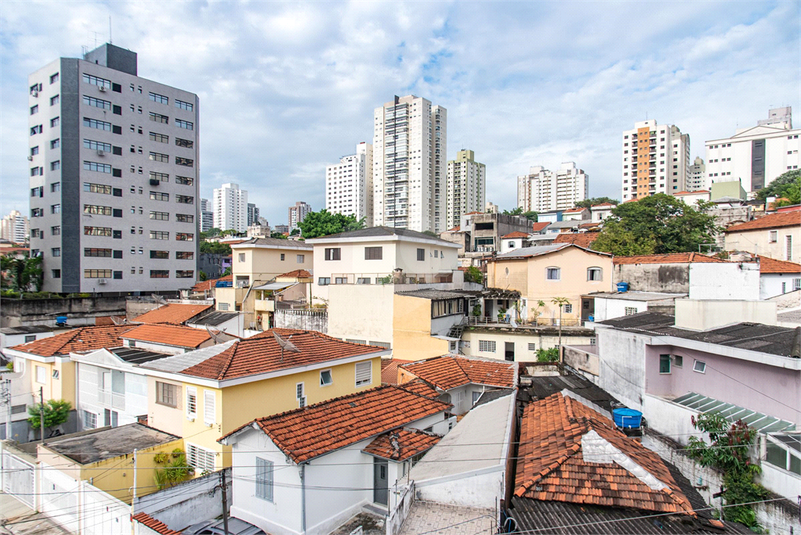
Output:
97 389 125 411
328 272 454 285
254 299 275 313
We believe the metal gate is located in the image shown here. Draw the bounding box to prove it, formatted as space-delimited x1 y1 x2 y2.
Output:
2 449 35 508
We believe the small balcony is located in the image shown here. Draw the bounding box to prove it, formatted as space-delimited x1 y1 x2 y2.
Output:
255 299 275 313
98 389 125 411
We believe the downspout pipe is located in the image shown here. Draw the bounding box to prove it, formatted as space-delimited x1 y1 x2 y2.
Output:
301 462 307 534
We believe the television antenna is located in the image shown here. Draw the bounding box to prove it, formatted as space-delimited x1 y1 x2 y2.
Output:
205 324 225 344
151 294 167 306
273 331 300 363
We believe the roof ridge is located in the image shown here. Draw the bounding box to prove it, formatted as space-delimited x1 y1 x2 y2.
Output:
214 341 240 380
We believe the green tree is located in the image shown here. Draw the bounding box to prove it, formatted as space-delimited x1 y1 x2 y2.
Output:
551 297 570 349
270 232 288 239
464 266 484 284
536 347 559 362
199 241 232 255
221 267 232 277
28 399 71 433
198 271 208 281
592 194 719 256
422 230 439 237
297 210 365 239
199 228 222 240
502 207 537 221
574 197 619 209
756 170 800 206
1 254 43 292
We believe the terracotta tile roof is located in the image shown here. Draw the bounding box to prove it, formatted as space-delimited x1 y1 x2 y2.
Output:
132 303 213 325
179 329 386 380
132 513 182 535
531 222 550 232
613 252 725 265
725 211 800 232
465 211 483 215
224 385 451 463
563 208 587 213
579 222 599 229
277 269 312 278
121 324 211 349
363 428 441 461
191 274 232 292
397 378 440 398
10 325 133 357
758 256 801 274
502 231 530 239
515 393 693 515
553 232 600 248
401 356 516 391
591 203 616 208
381 358 412 385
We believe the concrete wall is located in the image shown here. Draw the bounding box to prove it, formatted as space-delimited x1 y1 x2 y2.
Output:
327 284 393 345
274 309 328 334
415 469 504 509
613 263 689 293
1 296 128 328
595 326 649 410
563 345 599 376
674 299 777 330
725 226 800 262
688 262 760 300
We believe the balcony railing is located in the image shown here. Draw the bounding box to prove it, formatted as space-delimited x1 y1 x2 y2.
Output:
98 389 125 411
327 272 454 285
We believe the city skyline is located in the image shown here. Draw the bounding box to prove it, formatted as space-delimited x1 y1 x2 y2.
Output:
1 2 798 225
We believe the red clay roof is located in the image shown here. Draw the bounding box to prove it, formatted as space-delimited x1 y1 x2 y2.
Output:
363 428 441 461
223 385 451 463
759 256 801 274
191 274 232 292
515 393 694 515
447 226 461 232
132 303 213 325
10 325 133 357
132 513 182 535
397 378 440 399
591 203 616 208
613 252 724 265
179 329 386 380
531 222 550 232
502 231 530 239
121 324 211 349
553 232 600 248
563 207 587 213
725 211 800 232
277 269 312 278
381 358 412 385
401 356 515 391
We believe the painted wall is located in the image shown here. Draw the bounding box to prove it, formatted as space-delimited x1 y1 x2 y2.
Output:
461 328 595 361
0 331 54 349
688 262 760 300
595 326 649 411
76 362 148 429
327 284 394 345
415 469 504 509
613 263 690 293
761 273 801 299
674 299 777 330
393 293 451 361
592 297 678 322
232 244 312 285
725 226 800 262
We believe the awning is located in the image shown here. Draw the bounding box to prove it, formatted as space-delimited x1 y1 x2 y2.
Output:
671 392 795 434
252 282 294 291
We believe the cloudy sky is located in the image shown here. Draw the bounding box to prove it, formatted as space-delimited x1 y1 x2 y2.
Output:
1 1 798 225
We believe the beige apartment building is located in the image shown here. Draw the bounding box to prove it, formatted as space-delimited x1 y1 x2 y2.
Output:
622 119 690 201
446 149 486 230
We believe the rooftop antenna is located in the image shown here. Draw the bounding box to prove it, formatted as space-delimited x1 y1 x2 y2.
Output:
273 331 300 363
205 324 225 344
92 31 100 49
109 16 112 44
151 293 167 306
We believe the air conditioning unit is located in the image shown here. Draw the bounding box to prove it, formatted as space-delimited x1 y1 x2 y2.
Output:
27 156 33 161
96 150 105 156
97 279 107 285
98 86 107 92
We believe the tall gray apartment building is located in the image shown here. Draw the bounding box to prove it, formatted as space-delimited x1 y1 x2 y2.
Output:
28 44 200 293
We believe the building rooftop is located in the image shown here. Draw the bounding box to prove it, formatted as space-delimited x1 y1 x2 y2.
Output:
109 347 172 365
494 243 610 260
521 368 621 415
132 303 213 325
400 355 516 391
143 329 388 381
43 423 179 465
530 222 550 232
502 231 530 239
758 256 801 274
220 385 451 463
132 513 183 535
121 324 211 349
363 428 441 461
397 378 440 399
553 232 600 248
10 325 133 357
381 358 412 385
725 211 800 232
191 274 232 293
232 237 312 249
515 393 693 514
188 310 239 327
613 252 725 265
0 325 56 335
395 288 479 300
306 226 458 245
586 291 687 302
276 269 312 278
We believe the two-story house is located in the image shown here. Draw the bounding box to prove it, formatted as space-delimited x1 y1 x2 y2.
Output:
725 210 799 262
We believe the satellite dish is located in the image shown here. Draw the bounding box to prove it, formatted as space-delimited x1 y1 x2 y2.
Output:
151 294 167 306
205 324 225 344
273 331 300 362
110 316 127 326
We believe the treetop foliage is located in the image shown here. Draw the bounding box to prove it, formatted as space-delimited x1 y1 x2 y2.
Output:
756 170 800 206
297 210 365 239
574 197 619 208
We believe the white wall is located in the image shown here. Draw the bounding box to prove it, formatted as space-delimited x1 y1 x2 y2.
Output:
761 273 801 299
327 284 394 346
674 299 777 330
0 331 54 349
596 326 649 411
415 469 504 509
688 262 760 300
76 363 149 429
593 298 648 322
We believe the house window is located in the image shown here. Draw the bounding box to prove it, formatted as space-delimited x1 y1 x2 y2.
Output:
587 267 603 281
256 458 274 502
204 390 216 426
659 354 671 374
769 230 778 243
624 307 638 316
325 248 341 261
794 278 801 291
786 235 793 261
83 411 97 429
528 343 537 351
693 360 706 373
186 387 197 419
238 253 245 262
296 382 306 407
219 303 229 311
365 247 383 260
478 340 496 353
36 365 47 384
280 254 285 261
334 277 347 284
674 355 683 367
417 248 425 261
546 267 560 280
355 361 372 387
357 277 371 285
320 369 333 386
155 382 178 408
186 443 215 473
318 277 330 286
563 304 573 314
24 335 36 343
297 254 305 263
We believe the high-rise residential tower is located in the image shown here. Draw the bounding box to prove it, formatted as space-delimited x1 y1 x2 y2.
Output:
199 198 214 233
372 95 447 233
445 149 486 230
326 142 373 224
687 157 706 192
1 211 30 243
517 162 589 212
28 44 199 293
247 203 259 226
621 119 690 201
213 183 248 233
288 201 312 230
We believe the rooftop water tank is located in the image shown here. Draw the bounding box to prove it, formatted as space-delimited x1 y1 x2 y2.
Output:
616 282 629 293
612 407 642 429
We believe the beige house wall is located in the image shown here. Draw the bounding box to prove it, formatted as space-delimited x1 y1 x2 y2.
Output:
725 226 800 262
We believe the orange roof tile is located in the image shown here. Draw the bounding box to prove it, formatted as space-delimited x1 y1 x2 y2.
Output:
10 325 134 357
725 211 800 232
132 513 182 535
223 385 451 463
448 226 461 232
613 252 725 265
132 303 213 325
591 203 616 208
178 329 387 380
515 393 694 515
381 358 412 385
277 269 312 278
191 275 232 293
758 256 801 274
121 324 211 349
363 428 441 461
563 208 587 213
531 222 550 232
397 378 440 399
465 211 483 215
502 231 530 239
553 232 600 248
401 356 515 391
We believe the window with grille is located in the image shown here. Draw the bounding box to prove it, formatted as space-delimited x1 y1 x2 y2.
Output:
186 443 215 473
204 390 215 426
478 340 496 353
365 247 383 260
417 248 425 261
186 387 197 418
83 411 97 429
355 361 372 387
296 382 306 407
256 458 274 501
624 307 638 316
528 343 537 351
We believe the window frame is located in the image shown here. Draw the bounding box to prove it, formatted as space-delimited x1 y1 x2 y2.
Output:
186 386 197 419
355 361 372 387
659 354 671 374
325 248 341 261
365 246 383 260
546 267 561 281
156 381 178 408
587 267 603 281
320 369 333 387
255 457 274 502
693 360 707 374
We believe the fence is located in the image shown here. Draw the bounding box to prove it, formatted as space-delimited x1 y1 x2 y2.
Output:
387 481 415 535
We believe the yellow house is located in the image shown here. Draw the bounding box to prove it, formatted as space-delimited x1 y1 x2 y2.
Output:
487 243 613 325
141 328 389 471
36 423 182 503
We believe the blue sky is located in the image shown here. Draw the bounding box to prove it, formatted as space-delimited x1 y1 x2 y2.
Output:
1 1 798 225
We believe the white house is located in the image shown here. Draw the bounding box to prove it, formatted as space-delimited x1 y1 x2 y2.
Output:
585 291 686 323
219 385 451 535
758 256 801 299
500 231 531 253
0 326 55 351
590 203 616 222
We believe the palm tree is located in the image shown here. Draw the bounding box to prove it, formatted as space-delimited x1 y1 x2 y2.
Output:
551 297 570 353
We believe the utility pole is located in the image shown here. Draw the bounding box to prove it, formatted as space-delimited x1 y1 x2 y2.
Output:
1 378 11 440
131 449 137 535
220 469 230 535
39 387 45 445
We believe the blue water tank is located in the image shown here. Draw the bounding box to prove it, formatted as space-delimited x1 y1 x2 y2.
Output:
56 316 67 326
587 315 595 322
613 408 642 429
616 282 629 293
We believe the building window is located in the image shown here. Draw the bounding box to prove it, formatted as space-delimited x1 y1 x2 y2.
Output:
176 270 194 278
51 248 61 257
357 277 371 284
83 411 97 429
150 251 169 260
176 195 194 204
84 248 112 257
334 277 347 284
84 269 112 278
296 254 305 263
318 277 330 286
769 230 778 243
563 303 573 314
30 104 38 115
176 214 194 223
417 248 425 261
587 267 603 281
82 73 111 89
176 233 194 241
83 160 112 173
186 387 197 419
148 91 169 104
51 160 61 171
238 253 246 262
149 151 169 163
478 340 496 353
320 369 333 386
325 248 341 261
150 132 169 143
175 99 194 111
150 211 169 221
83 117 112 131
203 390 215 426
156 382 178 407
83 204 112 216
150 270 170 278
176 251 194 260
546 267 560 280
150 191 169 201
186 443 215 473
255 458 274 502
176 157 194 167
624 307 638 316
84 226 112 237
50 95 59 106
51 269 61 279
83 95 111 110
50 73 59 84
365 246 383 260
175 137 193 148
786 235 793 261
674 355 683 367
84 139 112 152
150 230 170 240
149 112 169 124
175 175 194 185
296 382 306 407
693 360 706 373
659 354 671 374
36 365 47 384
175 119 193 130
355 361 372 387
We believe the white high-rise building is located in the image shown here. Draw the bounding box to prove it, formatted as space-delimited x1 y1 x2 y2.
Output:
288 201 312 231
705 107 800 193
621 119 690 201
687 157 706 192
326 142 373 224
517 162 589 212
446 149 485 230
1 210 29 243
28 44 200 293
214 183 248 232
372 95 447 232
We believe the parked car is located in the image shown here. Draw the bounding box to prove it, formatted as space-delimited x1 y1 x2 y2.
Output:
186 517 265 535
